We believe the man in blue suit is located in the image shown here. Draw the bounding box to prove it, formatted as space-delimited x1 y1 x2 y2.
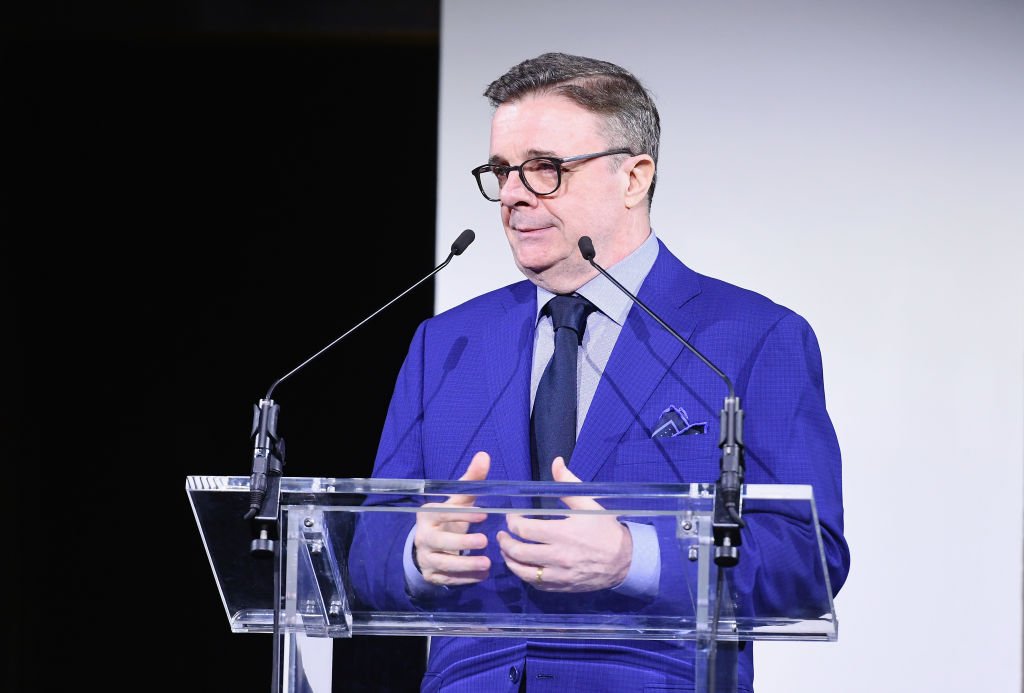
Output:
360 52 850 691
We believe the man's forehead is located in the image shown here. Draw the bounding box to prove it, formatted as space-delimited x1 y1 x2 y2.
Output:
489 95 603 157
491 92 593 124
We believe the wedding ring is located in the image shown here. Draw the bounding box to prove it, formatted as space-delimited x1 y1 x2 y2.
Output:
536 566 544 584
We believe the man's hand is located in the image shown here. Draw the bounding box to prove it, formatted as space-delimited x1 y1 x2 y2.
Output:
496 457 633 592
413 451 492 586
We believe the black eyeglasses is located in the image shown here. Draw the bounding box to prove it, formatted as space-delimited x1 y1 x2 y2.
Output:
470 148 633 202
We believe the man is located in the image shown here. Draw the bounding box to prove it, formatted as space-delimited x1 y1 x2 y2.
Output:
360 52 850 691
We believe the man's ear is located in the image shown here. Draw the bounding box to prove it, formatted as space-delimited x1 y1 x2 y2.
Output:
623 155 655 209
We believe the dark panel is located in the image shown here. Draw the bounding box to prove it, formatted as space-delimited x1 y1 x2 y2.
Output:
7 17 439 692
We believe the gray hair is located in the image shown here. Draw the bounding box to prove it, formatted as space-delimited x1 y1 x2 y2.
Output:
484 52 661 206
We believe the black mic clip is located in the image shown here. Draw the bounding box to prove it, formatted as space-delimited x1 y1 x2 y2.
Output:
712 395 745 567
245 397 286 556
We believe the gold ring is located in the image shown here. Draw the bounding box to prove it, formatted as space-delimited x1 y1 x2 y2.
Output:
536 566 544 584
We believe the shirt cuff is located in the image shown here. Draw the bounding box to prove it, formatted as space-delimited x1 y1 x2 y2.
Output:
402 525 448 599
612 521 660 599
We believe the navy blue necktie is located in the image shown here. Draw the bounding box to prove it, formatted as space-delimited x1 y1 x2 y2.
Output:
531 294 597 483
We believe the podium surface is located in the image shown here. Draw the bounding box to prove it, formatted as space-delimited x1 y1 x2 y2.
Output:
187 476 837 691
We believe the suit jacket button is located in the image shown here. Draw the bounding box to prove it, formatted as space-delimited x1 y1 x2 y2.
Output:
508 666 520 683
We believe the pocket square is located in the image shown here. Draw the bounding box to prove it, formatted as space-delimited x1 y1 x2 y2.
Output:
652 405 708 438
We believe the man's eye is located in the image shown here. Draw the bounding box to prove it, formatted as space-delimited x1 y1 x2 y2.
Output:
527 160 559 174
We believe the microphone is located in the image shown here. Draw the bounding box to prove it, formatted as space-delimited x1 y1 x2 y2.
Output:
578 236 745 567
243 229 477 552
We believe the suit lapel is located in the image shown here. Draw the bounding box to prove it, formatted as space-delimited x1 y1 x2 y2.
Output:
571 248 703 482
483 283 536 481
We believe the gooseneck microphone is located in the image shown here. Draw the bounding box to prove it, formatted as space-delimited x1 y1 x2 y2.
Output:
243 229 477 545
577 236 745 567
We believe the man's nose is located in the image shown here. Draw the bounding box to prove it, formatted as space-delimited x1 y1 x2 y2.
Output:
499 168 535 205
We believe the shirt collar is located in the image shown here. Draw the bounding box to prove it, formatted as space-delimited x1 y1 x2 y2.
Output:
535 231 660 326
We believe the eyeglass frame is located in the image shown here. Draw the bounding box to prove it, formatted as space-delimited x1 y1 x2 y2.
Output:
470 147 634 202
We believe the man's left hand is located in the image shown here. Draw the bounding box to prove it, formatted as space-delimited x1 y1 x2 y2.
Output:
496 457 633 592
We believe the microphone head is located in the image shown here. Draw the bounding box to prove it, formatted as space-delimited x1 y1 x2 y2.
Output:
578 236 596 261
452 229 475 256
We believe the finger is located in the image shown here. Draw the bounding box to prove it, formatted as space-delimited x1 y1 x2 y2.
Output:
503 515 572 546
419 508 489 526
551 457 605 511
446 451 491 506
422 554 492 586
460 450 491 481
420 529 488 554
496 529 552 566
507 512 620 548
501 553 531 578
559 493 604 511
498 547 533 578
550 457 578 482
504 512 554 540
499 551 547 588
428 570 492 587
422 551 491 575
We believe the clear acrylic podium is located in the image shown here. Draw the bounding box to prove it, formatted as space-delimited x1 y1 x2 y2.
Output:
187 476 837 692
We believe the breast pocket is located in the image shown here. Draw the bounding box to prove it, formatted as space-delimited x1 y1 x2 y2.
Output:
610 435 719 483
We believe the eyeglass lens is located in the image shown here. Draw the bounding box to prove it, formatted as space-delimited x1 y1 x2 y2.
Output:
479 158 559 200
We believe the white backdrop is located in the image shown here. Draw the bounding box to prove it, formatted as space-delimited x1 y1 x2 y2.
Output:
434 1 1024 691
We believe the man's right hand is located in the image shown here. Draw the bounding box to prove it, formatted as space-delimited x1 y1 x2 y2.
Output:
413 450 492 586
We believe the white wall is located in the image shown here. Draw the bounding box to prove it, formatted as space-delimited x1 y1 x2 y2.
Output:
435 1 1024 691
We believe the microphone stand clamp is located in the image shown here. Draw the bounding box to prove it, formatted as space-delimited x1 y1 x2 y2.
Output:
246 397 286 557
713 395 745 567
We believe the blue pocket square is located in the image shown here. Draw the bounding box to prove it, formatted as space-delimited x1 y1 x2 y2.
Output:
652 405 708 438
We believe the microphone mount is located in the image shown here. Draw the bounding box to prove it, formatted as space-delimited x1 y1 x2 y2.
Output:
578 236 745 566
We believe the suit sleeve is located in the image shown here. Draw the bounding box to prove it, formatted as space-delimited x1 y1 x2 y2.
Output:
729 311 851 616
346 321 429 612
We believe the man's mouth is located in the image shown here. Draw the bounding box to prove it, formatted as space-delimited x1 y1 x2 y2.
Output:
511 223 553 233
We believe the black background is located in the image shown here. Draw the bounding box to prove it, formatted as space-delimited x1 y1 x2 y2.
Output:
7 3 446 690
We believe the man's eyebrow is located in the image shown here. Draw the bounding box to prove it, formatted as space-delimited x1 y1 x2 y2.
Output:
487 149 560 165
525 148 559 158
